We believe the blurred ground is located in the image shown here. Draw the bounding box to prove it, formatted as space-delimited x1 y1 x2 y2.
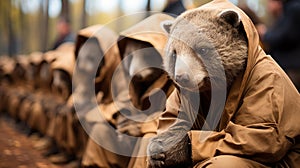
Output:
0 114 66 168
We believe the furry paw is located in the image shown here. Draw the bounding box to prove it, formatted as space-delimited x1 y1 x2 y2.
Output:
147 120 192 168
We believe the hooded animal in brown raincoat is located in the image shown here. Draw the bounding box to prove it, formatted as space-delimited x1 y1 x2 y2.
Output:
6 55 29 120
81 13 175 168
16 52 45 125
147 0 300 167
0 56 16 114
28 43 75 136
55 24 123 159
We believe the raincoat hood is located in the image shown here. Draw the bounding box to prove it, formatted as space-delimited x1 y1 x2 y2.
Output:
117 13 175 111
118 13 174 57
29 52 44 66
85 14 176 135
0 56 15 76
43 50 59 64
77 25 127 124
91 14 176 127
13 56 30 83
50 42 75 77
15 55 29 66
75 24 121 97
75 24 118 59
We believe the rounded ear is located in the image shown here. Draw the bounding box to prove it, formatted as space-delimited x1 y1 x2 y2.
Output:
218 10 241 28
160 20 173 34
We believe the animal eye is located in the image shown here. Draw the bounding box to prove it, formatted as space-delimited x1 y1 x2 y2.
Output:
171 50 176 59
170 51 177 63
198 48 210 56
169 50 177 61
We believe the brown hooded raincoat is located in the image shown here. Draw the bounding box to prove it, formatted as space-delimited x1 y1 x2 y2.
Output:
30 43 75 136
82 14 175 168
118 13 175 168
65 25 123 157
157 0 300 167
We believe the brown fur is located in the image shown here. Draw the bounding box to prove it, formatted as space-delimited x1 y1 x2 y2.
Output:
163 9 248 91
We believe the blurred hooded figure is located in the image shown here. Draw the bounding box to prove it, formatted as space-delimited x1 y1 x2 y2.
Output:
72 24 122 159
0 56 15 113
163 0 186 16
263 0 300 91
51 18 75 50
45 24 124 165
238 4 267 43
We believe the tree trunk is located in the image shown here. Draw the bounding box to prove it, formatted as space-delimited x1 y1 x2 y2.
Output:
7 1 16 57
61 0 70 21
146 0 151 17
19 1 27 54
41 0 49 52
116 0 124 32
81 0 87 28
146 0 151 11
0 1 8 56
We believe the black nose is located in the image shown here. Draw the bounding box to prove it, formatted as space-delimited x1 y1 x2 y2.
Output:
175 73 190 84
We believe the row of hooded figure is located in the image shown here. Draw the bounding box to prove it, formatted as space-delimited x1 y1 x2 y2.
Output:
0 13 175 167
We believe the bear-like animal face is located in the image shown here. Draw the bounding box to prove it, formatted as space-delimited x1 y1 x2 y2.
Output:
162 9 248 92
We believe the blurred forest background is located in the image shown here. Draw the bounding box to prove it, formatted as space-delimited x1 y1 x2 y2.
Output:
0 0 272 57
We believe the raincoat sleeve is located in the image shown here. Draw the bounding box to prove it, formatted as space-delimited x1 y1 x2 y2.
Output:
188 63 293 164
